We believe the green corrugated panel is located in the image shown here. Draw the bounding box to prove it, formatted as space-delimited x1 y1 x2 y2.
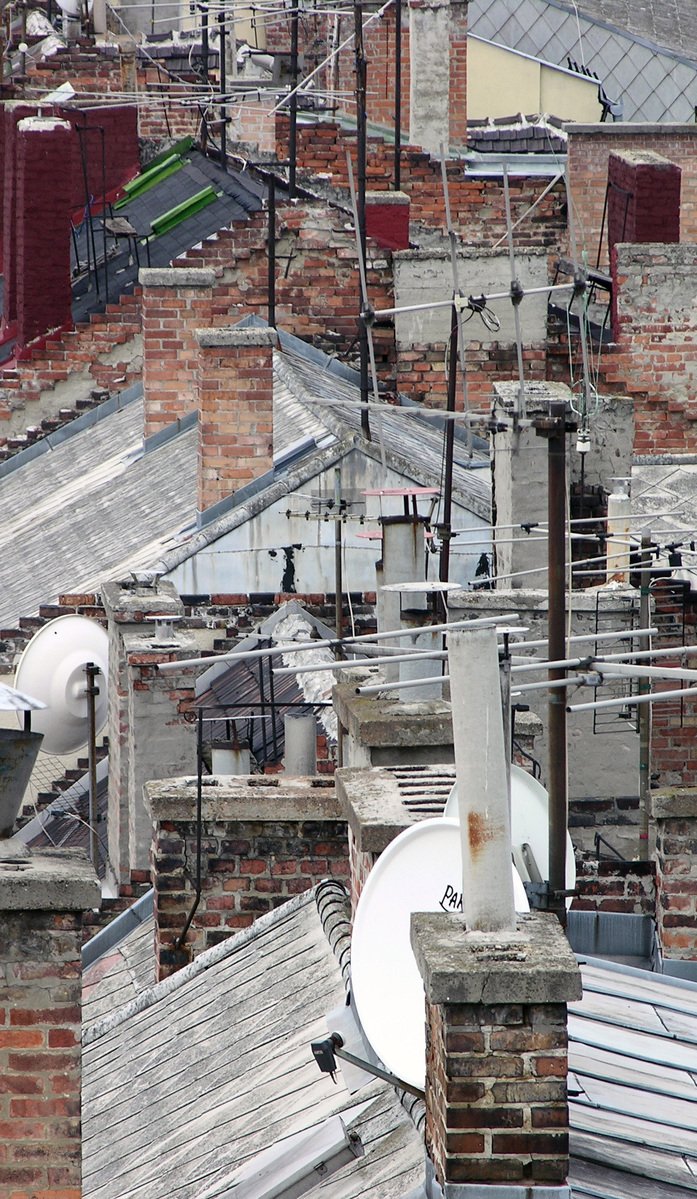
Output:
114 153 185 209
150 186 219 237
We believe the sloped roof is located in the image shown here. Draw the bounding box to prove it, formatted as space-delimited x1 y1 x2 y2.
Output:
469 0 697 123
0 391 197 627
81 877 697 1198
0 334 490 626
569 957 697 1196
82 908 155 1030
71 146 265 326
82 890 425 1199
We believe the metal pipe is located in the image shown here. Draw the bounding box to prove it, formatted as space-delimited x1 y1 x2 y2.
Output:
354 0 370 441
393 0 401 191
85 663 100 870
288 0 299 197
267 173 276 327
546 401 568 924
367 281 583 321
218 11 227 171
639 536 652 860
158 615 520 671
334 467 344 645
594 661 697 682
274 648 446 678
357 673 447 695
175 709 204 949
439 303 458 584
568 687 697 714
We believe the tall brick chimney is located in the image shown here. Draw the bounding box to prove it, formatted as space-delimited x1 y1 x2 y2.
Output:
15 116 74 350
0 842 100 1197
140 267 215 442
409 0 468 154
411 910 581 1195
196 325 278 518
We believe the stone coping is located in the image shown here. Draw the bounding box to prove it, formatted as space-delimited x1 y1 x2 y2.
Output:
333 683 454 750
147 775 340 823
411 911 582 1005
196 327 278 348
0 846 100 912
139 267 217 288
650 787 697 820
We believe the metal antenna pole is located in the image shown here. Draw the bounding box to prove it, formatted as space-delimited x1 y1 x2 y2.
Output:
393 0 402 191
502 164 527 421
439 302 458 584
334 467 344 647
85 663 100 870
346 152 388 466
564 170 593 424
544 401 570 924
439 143 470 450
267 173 276 327
354 0 371 440
289 0 299 198
218 9 227 172
638 535 652 859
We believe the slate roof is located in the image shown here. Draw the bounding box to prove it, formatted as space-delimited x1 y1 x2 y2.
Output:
16 758 110 878
0 390 197 627
469 0 697 122
82 908 155 1030
81 880 697 1198
81 890 425 1199
0 332 489 627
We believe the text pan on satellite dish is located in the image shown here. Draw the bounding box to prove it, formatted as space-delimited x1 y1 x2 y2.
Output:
14 615 109 755
351 817 529 1093
445 764 576 897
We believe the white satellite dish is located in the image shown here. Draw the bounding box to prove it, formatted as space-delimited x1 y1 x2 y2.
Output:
351 817 529 1092
14 616 109 755
444 764 576 893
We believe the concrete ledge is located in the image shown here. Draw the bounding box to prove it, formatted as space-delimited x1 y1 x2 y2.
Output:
567 123 697 136
0 848 100 911
365 190 410 204
651 786 697 819
333 683 454 750
411 911 582 1005
196 327 278 349
147 775 340 822
139 267 216 288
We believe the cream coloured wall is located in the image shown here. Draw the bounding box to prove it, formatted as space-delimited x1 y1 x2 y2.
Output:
468 36 602 122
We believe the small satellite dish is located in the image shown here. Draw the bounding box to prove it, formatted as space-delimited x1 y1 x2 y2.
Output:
444 765 576 893
351 817 529 1092
14 616 109 755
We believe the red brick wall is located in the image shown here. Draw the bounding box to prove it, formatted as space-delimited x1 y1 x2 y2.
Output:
0 910 84 1197
653 798 697 961
15 117 74 349
425 998 569 1188
607 244 697 456
141 269 215 439
649 580 697 789
150 780 349 978
197 326 277 513
567 126 697 272
607 151 681 251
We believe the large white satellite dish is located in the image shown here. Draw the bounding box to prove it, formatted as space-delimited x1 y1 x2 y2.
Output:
444 764 576 893
351 816 529 1092
14 616 109 755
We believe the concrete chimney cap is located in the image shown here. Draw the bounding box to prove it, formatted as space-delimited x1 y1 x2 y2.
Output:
196 327 278 349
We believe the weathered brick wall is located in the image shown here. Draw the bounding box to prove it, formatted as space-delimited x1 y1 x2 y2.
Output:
567 125 697 272
276 116 566 242
197 326 276 513
0 855 99 1199
425 998 569 1187
0 911 83 1196
141 268 215 439
607 151 681 251
571 858 655 915
652 789 697 961
148 776 349 978
0 288 142 454
649 580 697 790
348 826 376 913
174 200 396 377
15 117 74 349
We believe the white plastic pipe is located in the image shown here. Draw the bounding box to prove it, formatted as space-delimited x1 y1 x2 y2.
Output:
284 713 317 776
606 484 632 582
448 628 516 933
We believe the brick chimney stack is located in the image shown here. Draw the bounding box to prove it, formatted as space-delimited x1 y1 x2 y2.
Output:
140 267 215 442
196 326 278 518
411 910 581 1195
0 842 100 1197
